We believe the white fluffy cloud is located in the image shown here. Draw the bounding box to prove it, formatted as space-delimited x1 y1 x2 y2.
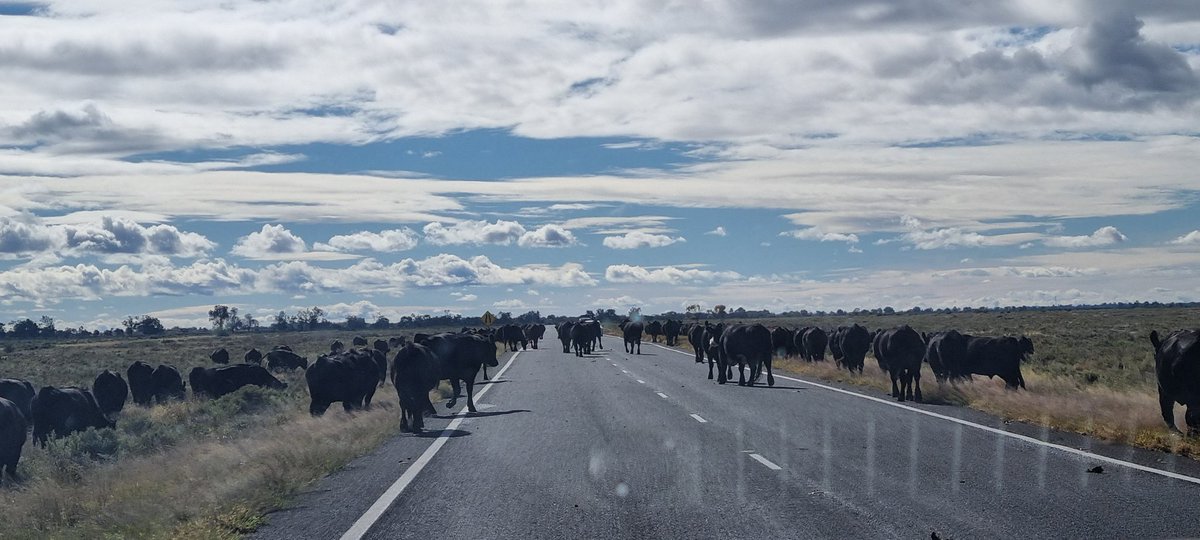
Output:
779 227 859 244
0 215 214 258
1171 230 1200 245
705 226 727 237
517 224 578 248
602 231 685 249
314 228 419 252
883 216 1043 250
422 220 525 246
605 264 741 284
1043 226 1127 248
231 224 307 259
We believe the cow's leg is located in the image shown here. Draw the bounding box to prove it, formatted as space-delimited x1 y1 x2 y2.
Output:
709 356 716 380
1160 391 1180 432
482 364 490 381
399 407 411 433
913 371 923 402
737 360 746 386
764 356 775 387
890 372 901 399
465 377 478 413
447 379 461 409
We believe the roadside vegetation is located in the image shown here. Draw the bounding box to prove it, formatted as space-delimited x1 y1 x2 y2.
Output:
0 328 462 539
648 307 1200 458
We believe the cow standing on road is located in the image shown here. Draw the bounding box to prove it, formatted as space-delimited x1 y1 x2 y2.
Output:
1150 329 1200 434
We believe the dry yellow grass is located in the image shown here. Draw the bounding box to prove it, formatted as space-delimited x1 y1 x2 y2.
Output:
0 397 402 539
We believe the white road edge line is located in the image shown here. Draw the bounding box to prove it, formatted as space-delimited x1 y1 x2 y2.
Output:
340 351 522 540
637 380 645 384
749 453 783 470
647 343 1200 486
690 413 708 423
656 392 669 399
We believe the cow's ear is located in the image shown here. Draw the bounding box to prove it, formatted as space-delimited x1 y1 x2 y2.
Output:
1150 331 1161 350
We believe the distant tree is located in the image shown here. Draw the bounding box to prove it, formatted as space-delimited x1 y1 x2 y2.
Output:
242 313 259 331
136 316 165 335
685 304 703 319
208 305 232 331
371 316 391 329
497 311 513 322
883 306 895 315
345 315 368 330
0 322 5 338
112 328 124 337
39 316 56 337
627 307 641 320
121 316 137 336
712 305 727 318
272 311 289 331
517 310 541 324
11 319 38 338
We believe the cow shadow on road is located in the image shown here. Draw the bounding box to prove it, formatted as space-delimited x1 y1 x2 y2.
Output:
413 428 471 438
433 409 532 420
476 379 509 385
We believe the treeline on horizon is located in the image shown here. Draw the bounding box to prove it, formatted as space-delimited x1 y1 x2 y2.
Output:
1 300 1197 341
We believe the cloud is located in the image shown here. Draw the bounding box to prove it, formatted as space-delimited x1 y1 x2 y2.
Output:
456 294 478 302
1170 230 1200 245
314 228 419 252
230 224 308 258
493 299 527 309
705 226 727 237
779 227 859 244
1043 226 1127 248
884 216 1042 250
596 295 643 307
605 264 740 284
0 215 214 258
602 231 685 249
517 224 579 248
423 220 526 246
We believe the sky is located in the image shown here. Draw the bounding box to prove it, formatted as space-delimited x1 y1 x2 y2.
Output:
0 0 1199 329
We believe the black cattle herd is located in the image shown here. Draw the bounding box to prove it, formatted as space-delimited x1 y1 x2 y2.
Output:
0 321 1198 483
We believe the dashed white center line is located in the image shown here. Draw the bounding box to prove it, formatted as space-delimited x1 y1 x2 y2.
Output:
636 379 645 384
621 369 629 374
749 453 783 471
656 392 669 399
690 414 708 423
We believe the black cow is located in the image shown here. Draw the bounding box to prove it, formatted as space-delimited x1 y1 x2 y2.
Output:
620 319 644 354
244 348 264 365
373 339 390 354
524 324 545 349
330 340 346 354
718 324 775 386
267 349 309 371
837 324 870 373
688 324 706 364
92 370 128 415
151 364 186 403
499 324 527 352
210 348 230 364
190 365 287 399
586 319 604 351
646 320 663 343
1150 330 1200 434
0 378 35 421
369 348 389 385
127 361 155 406
925 330 969 382
0 397 25 480
964 336 1032 389
392 343 441 433
703 322 727 380
352 336 369 347
413 333 432 345
876 326 925 402
274 345 293 352
570 321 592 356
306 349 379 415
423 333 498 413
31 386 114 446
802 327 828 362
770 326 793 358
387 337 406 349
664 319 682 346
829 326 846 365
557 322 575 353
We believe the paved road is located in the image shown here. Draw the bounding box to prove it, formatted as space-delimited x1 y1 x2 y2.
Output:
255 331 1200 539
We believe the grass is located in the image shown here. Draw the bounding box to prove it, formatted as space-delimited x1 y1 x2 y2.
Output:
645 306 1200 459
0 327 468 538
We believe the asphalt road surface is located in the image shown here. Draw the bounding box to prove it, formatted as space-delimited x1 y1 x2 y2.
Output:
255 331 1200 539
